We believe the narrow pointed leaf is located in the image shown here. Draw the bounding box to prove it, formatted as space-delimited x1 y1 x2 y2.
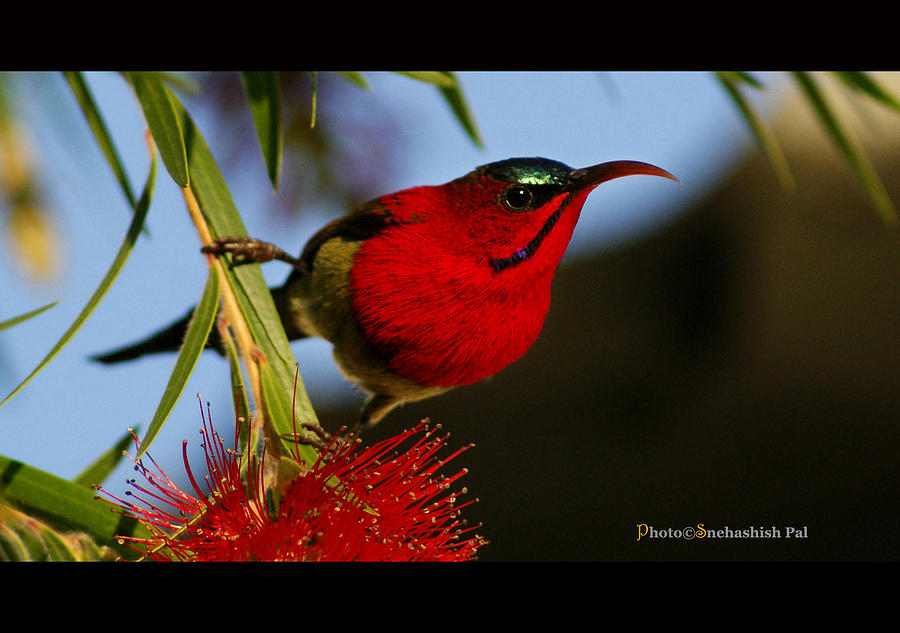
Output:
0 146 156 409
310 71 318 128
434 72 483 148
169 93 318 456
154 72 200 97
136 267 219 460
0 454 149 554
64 72 137 209
0 522 29 561
716 72 794 190
792 71 897 228
130 72 190 187
395 71 456 88
718 71 765 89
73 426 139 488
338 71 369 90
222 326 253 454
37 526 77 561
0 301 58 332
241 72 283 190
831 71 900 112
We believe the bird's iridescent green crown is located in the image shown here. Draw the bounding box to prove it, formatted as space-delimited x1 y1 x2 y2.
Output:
481 157 572 186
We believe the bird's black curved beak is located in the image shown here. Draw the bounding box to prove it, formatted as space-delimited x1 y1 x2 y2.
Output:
566 160 679 193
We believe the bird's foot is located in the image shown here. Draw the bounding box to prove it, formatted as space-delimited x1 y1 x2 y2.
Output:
202 236 307 272
278 413 371 460
281 422 364 461
281 421 334 452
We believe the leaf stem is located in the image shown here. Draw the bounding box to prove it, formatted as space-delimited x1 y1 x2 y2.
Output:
181 185 268 444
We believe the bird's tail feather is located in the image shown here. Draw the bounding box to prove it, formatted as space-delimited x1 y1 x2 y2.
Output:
91 308 216 364
91 283 309 364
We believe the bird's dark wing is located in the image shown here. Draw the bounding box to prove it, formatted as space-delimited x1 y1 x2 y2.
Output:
286 200 407 285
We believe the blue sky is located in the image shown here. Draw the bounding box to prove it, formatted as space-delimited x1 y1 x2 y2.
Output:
0 71 779 494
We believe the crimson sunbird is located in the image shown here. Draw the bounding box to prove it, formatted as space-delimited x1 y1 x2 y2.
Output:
94 157 678 432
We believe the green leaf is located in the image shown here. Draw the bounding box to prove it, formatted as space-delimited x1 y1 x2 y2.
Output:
715 72 795 190
64 72 137 209
792 71 898 228
241 72 283 190
154 72 200 98
310 71 318 128
831 71 900 112
73 427 139 488
37 525 77 561
0 301 58 332
338 71 370 90
169 93 320 461
718 71 765 89
129 72 190 187
0 505 93 561
0 521 30 561
0 454 149 555
0 500 120 560
393 71 483 145
259 361 318 466
222 327 253 454
0 142 156 409
395 71 456 88
434 72 483 148
136 267 219 460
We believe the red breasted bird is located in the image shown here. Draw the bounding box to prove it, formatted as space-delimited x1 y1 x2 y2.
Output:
94 157 677 432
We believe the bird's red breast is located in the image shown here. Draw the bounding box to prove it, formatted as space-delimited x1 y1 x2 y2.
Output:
347 181 593 387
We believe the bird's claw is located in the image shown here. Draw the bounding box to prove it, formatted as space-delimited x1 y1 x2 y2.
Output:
282 424 363 463
281 421 333 451
202 236 304 270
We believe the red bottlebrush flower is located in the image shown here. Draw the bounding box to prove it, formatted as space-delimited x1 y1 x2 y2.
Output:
97 405 486 562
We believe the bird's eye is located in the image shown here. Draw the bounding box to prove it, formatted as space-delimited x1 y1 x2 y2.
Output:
502 185 534 211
